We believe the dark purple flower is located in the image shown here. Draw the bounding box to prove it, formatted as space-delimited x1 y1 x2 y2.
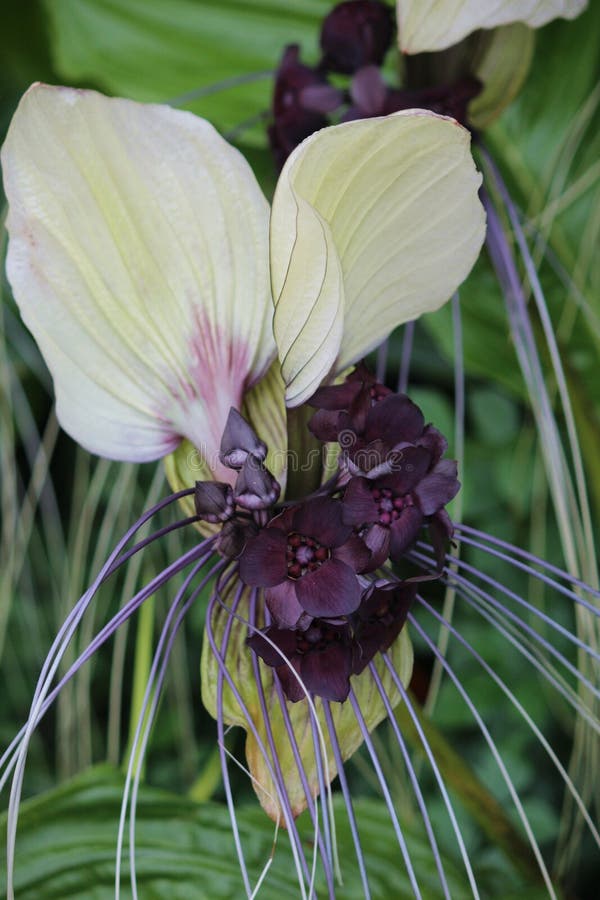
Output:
269 45 342 169
351 581 415 673
239 496 370 627
248 620 354 702
308 366 393 444
343 447 459 564
320 1 394 74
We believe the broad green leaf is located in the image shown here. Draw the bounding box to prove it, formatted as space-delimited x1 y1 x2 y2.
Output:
201 582 413 821
397 0 587 54
270 112 485 406
2 85 274 471
1 764 544 899
43 0 334 145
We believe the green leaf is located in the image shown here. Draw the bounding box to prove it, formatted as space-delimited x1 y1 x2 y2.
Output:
43 0 334 144
1 764 549 898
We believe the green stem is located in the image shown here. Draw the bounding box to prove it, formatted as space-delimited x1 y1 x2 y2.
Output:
187 748 223 802
123 593 155 779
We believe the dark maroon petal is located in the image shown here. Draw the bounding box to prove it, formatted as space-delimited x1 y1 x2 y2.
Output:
265 581 308 630
264 505 297 534
379 445 433 493
295 559 361 618
414 462 460 515
247 626 297 668
342 477 378 526
308 408 344 442
215 518 258 559
320 0 393 74
274 659 305 702
352 581 415 673
301 644 353 702
389 507 424 560
350 65 387 116
333 534 372 573
428 508 454 571
270 45 330 167
346 384 372 434
365 394 425 445
299 83 344 113
417 425 448 463
308 381 363 410
362 523 390 570
293 497 351 547
346 439 389 476
238 529 287 587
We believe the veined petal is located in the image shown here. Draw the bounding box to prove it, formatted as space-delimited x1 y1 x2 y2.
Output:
2 84 274 468
270 112 485 406
397 0 588 54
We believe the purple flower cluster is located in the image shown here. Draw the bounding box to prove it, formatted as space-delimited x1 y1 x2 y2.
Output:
200 365 460 703
269 0 481 166
246 581 415 702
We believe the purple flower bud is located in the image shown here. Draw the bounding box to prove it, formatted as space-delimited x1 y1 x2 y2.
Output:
219 408 267 470
194 481 234 523
234 454 281 511
320 0 394 74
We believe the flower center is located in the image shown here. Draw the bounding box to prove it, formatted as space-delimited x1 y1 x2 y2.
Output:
286 532 330 579
371 487 414 527
296 624 340 654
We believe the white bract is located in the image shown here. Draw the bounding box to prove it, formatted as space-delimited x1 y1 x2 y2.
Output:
397 0 588 54
2 84 485 468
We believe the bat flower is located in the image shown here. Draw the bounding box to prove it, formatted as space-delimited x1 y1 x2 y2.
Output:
247 620 355 703
350 580 416 673
268 45 343 170
239 496 371 627
1 82 491 893
247 580 416 702
343 445 460 565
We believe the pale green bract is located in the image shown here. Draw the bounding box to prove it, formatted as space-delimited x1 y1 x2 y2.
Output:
1 84 485 474
397 0 588 54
